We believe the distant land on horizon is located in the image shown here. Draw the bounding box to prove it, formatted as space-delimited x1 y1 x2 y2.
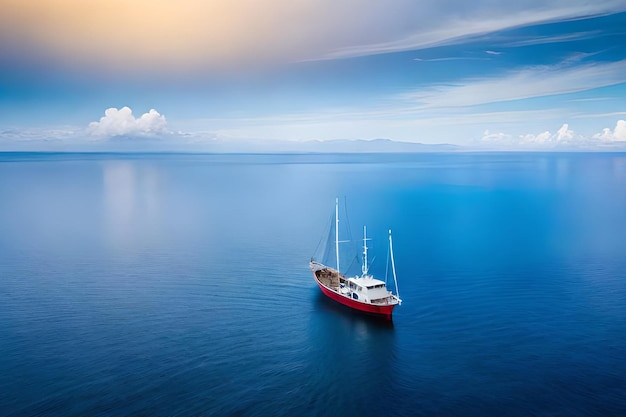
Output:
196 138 462 153
0 136 458 153
3 136 626 154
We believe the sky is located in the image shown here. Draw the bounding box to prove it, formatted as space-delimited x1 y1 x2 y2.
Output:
1 0 626 151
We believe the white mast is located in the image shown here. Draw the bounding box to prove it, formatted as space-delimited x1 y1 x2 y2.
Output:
335 198 340 272
389 229 401 303
362 225 370 276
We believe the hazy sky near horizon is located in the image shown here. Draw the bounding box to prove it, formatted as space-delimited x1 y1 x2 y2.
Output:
1 0 626 150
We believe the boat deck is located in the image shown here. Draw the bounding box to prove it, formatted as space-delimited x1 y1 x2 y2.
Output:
315 268 343 290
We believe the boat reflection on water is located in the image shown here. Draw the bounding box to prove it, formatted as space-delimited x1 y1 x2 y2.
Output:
305 291 399 415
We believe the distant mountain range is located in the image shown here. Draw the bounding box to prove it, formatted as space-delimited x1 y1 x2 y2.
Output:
290 138 460 153
0 133 461 153
7 133 625 153
183 137 461 153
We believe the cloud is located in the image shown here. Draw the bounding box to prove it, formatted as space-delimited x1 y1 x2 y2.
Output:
413 56 489 62
519 124 576 144
0 127 79 142
1 1 625 73
481 130 515 144
556 123 575 141
503 30 602 47
88 107 168 138
482 124 580 147
481 121 626 148
320 2 626 61
399 59 626 108
593 120 626 142
0 108 169 144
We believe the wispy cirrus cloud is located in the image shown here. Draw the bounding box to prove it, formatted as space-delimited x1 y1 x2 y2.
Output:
413 57 489 62
572 111 626 118
399 58 626 108
2 0 625 73
0 127 79 142
321 2 626 61
503 30 603 47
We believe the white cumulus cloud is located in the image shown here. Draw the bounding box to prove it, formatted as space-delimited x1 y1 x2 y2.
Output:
519 124 577 145
481 123 582 147
479 121 626 149
481 130 514 144
88 107 168 137
593 120 626 142
556 123 575 142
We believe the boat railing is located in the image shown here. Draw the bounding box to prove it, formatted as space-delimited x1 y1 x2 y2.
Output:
370 296 395 305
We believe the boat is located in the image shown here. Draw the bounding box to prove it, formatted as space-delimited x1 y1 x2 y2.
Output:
309 198 402 319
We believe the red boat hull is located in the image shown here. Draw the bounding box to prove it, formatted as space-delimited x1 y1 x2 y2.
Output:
313 274 396 320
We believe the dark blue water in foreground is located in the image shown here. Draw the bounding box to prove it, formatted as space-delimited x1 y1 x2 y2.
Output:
1 152 626 416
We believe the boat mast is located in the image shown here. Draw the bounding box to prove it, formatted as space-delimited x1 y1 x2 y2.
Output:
335 197 340 272
362 225 370 276
389 229 401 303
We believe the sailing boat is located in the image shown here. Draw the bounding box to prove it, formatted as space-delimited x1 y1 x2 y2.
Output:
309 198 402 319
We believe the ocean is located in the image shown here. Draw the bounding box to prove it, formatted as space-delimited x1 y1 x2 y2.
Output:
1 152 625 416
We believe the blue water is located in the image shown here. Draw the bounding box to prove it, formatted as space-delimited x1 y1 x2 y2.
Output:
1 152 625 416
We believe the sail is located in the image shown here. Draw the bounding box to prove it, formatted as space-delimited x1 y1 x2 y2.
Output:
311 199 359 275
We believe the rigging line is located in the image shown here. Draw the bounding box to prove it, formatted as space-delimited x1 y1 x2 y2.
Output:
343 195 353 245
389 229 400 301
312 211 334 258
346 255 358 276
343 196 362 269
385 239 390 285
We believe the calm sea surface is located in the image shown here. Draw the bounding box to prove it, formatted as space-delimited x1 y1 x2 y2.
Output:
1 152 625 416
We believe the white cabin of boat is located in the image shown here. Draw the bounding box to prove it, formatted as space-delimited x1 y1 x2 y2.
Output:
345 276 397 305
